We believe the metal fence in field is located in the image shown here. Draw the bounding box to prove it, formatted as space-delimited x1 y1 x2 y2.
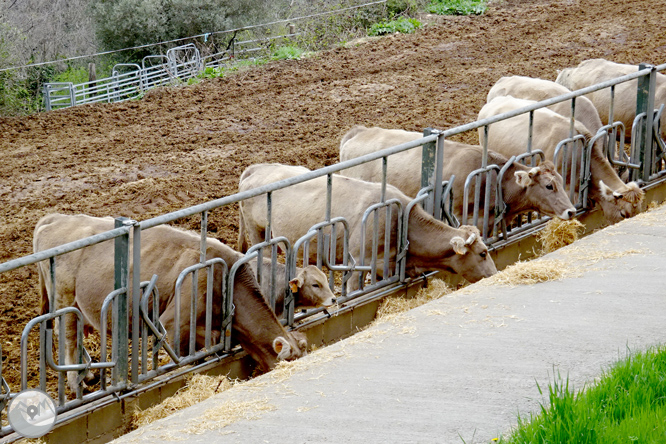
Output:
2 62 665 440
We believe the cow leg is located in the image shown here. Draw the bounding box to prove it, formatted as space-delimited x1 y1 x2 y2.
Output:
62 311 96 392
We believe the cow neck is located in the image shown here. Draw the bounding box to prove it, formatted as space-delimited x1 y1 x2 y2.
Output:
589 140 625 192
406 205 456 259
231 263 293 365
498 163 524 218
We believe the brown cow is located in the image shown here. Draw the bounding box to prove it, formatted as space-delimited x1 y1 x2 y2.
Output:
487 75 604 136
248 258 335 318
338 126 576 229
34 213 307 392
238 163 497 291
555 58 666 140
478 96 644 224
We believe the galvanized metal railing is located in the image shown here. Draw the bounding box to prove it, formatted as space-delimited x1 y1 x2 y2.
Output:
2 61 665 440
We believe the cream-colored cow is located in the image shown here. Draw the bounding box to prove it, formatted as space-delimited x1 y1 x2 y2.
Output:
478 96 644 224
34 213 308 391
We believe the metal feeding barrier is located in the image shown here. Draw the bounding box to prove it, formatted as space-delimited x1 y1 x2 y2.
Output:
1 62 665 440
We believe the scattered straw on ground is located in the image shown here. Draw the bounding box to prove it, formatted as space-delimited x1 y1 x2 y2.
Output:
537 218 585 254
132 373 233 429
373 279 453 325
482 259 578 287
183 397 276 435
561 245 647 265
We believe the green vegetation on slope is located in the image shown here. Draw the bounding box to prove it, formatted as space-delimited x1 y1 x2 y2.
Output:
500 346 666 443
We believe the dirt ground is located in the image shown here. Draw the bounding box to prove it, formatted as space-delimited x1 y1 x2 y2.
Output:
0 0 665 390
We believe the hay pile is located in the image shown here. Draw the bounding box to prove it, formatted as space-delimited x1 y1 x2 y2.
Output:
537 218 585 254
132 373 233 429
486 259 576 287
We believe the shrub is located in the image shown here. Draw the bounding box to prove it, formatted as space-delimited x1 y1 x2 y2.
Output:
271 46 304 60
427 0 487 15
368 17 422 36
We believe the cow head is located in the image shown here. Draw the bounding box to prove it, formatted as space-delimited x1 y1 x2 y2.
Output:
289 265 336 310
448 225 497 283
273 330 308 361
513 161 577 220
597 180 644 223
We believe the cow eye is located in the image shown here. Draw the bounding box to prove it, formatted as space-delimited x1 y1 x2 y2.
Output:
480 251 487 258
313 283 320 288
546 184 554 190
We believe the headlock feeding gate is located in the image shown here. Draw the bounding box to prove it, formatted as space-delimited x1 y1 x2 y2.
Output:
1 61 665 442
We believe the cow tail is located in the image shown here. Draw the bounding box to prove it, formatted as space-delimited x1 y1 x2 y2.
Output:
38 263 54 329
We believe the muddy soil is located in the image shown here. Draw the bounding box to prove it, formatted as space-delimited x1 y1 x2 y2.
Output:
0 0 664 390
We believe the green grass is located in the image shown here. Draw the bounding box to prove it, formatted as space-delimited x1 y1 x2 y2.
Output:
368 17 422 36
499 346 666 443
427 0 487 15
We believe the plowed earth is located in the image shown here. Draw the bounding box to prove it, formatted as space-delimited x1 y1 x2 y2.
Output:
0 0 665 391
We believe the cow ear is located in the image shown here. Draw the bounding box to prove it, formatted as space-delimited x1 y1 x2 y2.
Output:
514 171 532 188
450 236 468 255
273 337 292 360
289 275 303 293
599 180 616 201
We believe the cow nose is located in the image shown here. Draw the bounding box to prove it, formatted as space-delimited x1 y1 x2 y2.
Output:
565 209 575 219
620 210 629 219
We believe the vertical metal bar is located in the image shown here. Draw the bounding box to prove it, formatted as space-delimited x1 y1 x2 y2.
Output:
326 174 333 222
637 63 656 181
609 85 615 124
329 223 337 290
421 128 436 214
482 171 492 240
200 211 208 263
433 134 445 221
527 111 534 158
569 97 576 138
56 314 66 401
383 204 392 280
482 126 489 168
371 209 380 285
189 271 197 355
473 174 482 227
270 243 278 310
152 286 159 369
381 157 388 203
131 223 141 384
38 322 46 391
113 218 130 387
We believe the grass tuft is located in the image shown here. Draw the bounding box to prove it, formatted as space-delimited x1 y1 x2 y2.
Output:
499 346 666 443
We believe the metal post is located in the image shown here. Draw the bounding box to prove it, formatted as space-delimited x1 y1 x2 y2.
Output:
113 217 131 387
130 222 141 385
421 128 436 214
636 63 656 181
433 134 445 221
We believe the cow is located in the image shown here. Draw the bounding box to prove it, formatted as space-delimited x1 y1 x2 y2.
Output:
338 126 576 230
248 258 336 318
487 75 604 136
237 163 497 291
33 213 308 392
477 95 644 224
555 58 666 140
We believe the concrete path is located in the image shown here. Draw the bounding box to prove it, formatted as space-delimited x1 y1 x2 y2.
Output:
113 206 666 444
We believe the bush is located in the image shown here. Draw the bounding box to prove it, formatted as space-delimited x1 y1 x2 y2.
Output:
271 46 304 60
368 17 422 36
427 0 487 15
